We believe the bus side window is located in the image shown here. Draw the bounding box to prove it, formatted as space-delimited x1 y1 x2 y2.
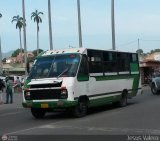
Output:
77 55 89 81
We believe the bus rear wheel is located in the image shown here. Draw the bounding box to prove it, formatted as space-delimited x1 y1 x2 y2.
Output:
31 108 46 119
73 101 88 118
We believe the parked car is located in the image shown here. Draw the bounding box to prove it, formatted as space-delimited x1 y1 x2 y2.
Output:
150 73 160 95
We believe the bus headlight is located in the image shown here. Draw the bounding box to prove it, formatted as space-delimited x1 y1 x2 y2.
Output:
61 89 68 99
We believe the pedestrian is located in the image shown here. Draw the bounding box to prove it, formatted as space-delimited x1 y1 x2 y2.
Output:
0 79 5 104
0 79 5 92
14 77 22 92
15 77 21 87
5 77 13 104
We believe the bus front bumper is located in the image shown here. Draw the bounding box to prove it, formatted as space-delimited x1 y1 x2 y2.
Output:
22 100 78 109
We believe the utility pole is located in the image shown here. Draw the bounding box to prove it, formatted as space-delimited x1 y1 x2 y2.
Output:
0 36 2 71
22 0 28 76
48 0 53 50
137 38 140 58
111 0 116 50
138 38 140 50
77 0 83 48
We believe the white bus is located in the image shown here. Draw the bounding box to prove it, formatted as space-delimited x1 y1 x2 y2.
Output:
22 48 141 118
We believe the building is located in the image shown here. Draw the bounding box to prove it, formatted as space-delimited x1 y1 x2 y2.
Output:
140 52 160 84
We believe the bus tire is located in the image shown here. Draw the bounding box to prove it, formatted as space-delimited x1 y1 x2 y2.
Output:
119 91 128 107
73 100 88 118
151 83 158 95
31 108 46 119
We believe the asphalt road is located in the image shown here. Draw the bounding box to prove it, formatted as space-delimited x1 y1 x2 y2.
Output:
0 86 160 136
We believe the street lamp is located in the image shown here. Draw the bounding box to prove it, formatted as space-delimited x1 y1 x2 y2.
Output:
48 0 53 50
111 0 116 50
77 0 83 48
22 0 28 76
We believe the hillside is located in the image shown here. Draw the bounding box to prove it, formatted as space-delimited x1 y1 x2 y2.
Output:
2 50 14 59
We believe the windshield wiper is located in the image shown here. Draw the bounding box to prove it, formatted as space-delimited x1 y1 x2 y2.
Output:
57 68 69 78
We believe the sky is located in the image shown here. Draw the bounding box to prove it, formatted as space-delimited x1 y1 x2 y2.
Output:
1 0 160 54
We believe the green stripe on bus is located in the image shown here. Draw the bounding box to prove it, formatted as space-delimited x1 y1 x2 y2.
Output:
132 75 140 96
130 63 139 72
88 95 121 108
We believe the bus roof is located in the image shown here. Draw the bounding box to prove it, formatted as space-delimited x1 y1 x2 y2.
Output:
42 48 87 56
41 48 136 57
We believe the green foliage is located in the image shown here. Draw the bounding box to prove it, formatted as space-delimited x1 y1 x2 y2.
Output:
11 48 24 57
2 58 6 63
31 10 43 31
0 13 2 18
12 15 24 30
150 49 160 54
136 49 143 55
136 48 160 56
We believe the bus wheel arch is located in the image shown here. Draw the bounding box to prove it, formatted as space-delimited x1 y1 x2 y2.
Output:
73 95 89 117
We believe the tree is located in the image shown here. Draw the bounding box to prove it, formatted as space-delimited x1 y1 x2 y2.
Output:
2 58 6 63
136 49 143 55
0 13 2 18
12 48 24 57
32 49 44 57
31 10 43 55
12 15 24 67
150 49 160 54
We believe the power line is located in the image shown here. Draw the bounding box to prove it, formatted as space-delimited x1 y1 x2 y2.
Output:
117 40 137 47
117 39 160 48
140 39 160 42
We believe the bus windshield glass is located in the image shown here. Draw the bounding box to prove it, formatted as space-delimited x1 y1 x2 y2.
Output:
28 54 80 79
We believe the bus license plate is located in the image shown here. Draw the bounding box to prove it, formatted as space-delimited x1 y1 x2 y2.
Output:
41 104 49 108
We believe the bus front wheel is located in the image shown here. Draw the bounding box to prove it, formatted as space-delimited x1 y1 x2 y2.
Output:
31 108 46 119
73 101 88 118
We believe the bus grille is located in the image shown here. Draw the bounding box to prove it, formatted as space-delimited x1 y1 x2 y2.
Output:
30 89 61 100
30 83 62 88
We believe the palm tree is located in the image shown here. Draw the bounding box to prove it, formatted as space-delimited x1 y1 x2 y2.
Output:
12 15 24 67
31 10 43 55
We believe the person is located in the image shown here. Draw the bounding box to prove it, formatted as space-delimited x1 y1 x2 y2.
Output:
0 79 5 104
0 79 5 92
5 78 13 104
15 77 21 87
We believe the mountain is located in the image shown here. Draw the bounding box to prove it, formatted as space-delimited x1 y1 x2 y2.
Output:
2 50 14 59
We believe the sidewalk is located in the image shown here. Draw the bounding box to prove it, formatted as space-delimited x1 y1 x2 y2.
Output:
0 91 23 110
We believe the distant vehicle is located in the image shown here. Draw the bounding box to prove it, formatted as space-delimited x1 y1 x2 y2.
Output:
22 48 142 118
150 73 160 95
0 76 6 82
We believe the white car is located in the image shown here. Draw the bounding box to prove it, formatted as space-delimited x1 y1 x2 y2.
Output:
151 74 160 95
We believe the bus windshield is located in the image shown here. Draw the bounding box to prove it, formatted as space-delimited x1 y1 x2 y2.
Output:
28 54 80 79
